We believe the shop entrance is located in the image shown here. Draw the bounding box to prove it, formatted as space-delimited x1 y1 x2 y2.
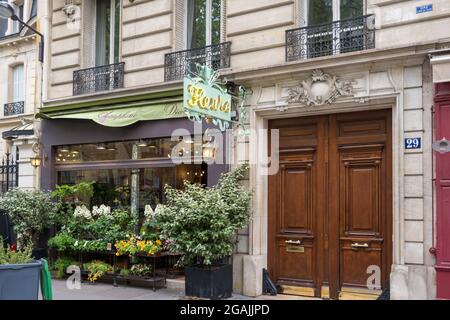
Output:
268 109 392 299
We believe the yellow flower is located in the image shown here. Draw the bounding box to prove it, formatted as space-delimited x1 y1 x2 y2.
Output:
156 240 162 246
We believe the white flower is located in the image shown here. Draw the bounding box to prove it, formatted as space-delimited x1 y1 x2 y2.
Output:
74 205 92 219
92 204 111 217
144 205 154 218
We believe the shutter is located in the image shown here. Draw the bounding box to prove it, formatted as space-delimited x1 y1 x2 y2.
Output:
220 0 226 42
82 0 96 68
174 0 185 51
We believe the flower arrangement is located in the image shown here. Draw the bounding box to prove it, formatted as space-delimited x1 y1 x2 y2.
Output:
114 235 163 257
83 260 112 283
73 205 92 220
91 204 112 218
130 264 152 277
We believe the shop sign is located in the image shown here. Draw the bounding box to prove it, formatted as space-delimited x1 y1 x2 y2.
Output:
47 102 185 127
183 65 232 131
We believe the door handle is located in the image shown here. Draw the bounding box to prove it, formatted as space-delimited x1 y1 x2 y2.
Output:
351 242 369 249
285 240 303 246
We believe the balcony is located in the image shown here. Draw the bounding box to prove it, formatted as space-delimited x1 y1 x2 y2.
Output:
73 62 125 96
4 101 24 117
164 42 231 82
286 15 375 62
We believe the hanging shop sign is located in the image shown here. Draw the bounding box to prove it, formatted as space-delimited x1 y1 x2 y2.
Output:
183 65 232 131
41 102 185 127
183 64 250 135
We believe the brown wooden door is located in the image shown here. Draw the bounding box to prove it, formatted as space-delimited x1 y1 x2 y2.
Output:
268 116 327 297
268 110 392 299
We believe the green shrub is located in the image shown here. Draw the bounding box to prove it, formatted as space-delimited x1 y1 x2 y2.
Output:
53 257 78 279
0 237 33 265
157 164 252 266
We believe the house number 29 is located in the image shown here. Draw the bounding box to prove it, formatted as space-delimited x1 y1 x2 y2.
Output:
405 138 421 150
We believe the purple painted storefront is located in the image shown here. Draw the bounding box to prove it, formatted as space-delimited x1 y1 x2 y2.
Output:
40 117 228 192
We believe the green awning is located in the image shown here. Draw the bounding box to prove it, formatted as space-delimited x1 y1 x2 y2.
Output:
38 101 186 127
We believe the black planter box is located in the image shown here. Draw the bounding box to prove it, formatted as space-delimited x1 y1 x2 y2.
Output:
185 264 232 300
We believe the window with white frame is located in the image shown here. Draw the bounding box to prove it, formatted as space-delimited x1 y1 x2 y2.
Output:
95 0 120 66
12 64 24 103
186 0 221 49
306 0 363 25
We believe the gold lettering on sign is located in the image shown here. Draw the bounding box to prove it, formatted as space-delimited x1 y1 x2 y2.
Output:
186 84 230 113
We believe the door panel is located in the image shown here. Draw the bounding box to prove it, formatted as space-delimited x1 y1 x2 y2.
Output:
330 110 392 296
268 117 327 294
268 110 391 299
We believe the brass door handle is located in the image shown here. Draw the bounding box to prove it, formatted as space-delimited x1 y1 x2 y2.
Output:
351 242 369 249
285 240 303 245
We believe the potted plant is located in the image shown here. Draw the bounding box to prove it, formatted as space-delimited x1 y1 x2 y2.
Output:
0 236 42 300
0 189 57 258
157 164 251 299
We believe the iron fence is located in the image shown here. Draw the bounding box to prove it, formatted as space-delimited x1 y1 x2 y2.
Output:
164 42 231 82
73 62 125 96
0 153 18 195
286 15 375 62
4 101 25 117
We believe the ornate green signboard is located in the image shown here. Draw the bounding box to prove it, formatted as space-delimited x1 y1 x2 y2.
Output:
183 65 233 131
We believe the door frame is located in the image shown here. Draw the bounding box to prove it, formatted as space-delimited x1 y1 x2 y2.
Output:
250 99 400 299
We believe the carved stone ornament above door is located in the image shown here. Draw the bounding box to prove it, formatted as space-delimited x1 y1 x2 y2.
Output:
287 69 354 107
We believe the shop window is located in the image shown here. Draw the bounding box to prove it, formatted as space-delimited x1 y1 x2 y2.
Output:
95 0 120 66
55 137 211 211
57 165 207 210
186 0 221 49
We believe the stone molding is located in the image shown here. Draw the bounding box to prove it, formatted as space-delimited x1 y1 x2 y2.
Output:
286 69 355 107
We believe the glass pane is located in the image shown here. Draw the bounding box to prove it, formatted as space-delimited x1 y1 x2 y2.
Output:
13 65 24 102
55 135 210 164
211 0 221 45
55 141 135 164
340 0 364 20
0 18 7 37
139 167 175 210
95 0 111 66
308 0 332 25
187 0 206 49
114 0 121 63
57 168 132 208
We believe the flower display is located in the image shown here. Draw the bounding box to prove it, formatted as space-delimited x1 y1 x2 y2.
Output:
114 235 163 257
91 204 112 218
73 205 92 219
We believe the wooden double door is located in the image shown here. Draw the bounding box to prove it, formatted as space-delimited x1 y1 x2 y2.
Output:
268 110 392 299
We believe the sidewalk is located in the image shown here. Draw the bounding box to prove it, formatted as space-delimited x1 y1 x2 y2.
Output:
50 280 254 300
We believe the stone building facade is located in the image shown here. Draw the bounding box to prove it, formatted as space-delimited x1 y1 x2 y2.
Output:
0 0 40 191
39 0 450 299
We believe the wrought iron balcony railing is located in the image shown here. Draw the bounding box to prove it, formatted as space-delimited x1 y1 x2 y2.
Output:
164 42 231 82
4 101 25 117
286 15 375 62
73 62 125 96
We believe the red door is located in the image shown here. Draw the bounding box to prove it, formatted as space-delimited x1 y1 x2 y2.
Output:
435 83 450 300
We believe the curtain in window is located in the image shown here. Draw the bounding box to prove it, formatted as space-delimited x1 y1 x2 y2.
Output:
187 0 206 49
95 0 111 66
13 65 24 102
